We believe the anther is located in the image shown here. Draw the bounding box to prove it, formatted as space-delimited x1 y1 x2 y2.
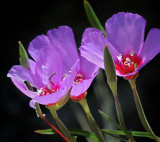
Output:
130 52 135 56
117 54 123 61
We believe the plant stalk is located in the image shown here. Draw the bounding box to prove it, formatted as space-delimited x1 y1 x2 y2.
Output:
35 103 69 142
128 79 160 142
49 108 75 142
115 95 136 142
79 97 105 142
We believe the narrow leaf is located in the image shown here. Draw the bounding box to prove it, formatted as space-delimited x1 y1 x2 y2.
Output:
99 110 133 138
84 0 106 36
102 129 160 140
35 129 56 135
19 41 30 69
102 131 128 142
35 128 99 142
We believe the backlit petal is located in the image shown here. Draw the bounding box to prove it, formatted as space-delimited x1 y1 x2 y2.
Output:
47 26 79 74
7 65 42 89
11 76 37 98
79 56 99 79
80 31 107 68
35 46 63 86
28 35 51 61
71 77 94 97
105 12 146 54
139 28 160 67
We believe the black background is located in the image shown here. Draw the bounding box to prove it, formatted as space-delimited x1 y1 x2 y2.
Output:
1 0 160 142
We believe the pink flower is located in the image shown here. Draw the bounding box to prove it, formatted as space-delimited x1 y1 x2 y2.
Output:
80 12 160 79
46 26 99 100
7 26 99 108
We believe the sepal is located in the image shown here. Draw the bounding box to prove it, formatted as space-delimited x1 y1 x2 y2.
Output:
19 41 30 69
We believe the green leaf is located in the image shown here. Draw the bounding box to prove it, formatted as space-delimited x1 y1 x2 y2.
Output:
84 0 106 36
104 45 117 97
19 41 30 69
35 128 99 142
35 129 56 135
98 110 133 138
19 41 34 91
102 129 160 140
102 131 128 142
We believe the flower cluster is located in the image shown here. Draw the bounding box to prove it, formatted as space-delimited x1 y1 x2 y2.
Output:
7 11 160 142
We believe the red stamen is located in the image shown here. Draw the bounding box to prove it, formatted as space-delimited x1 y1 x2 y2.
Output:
38 73 58 96
115 53 142 79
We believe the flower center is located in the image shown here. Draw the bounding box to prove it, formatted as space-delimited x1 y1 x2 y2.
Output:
74 74 83 85
115 52 142 79
37 73 57 96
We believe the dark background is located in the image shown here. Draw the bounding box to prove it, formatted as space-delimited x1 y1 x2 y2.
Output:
1 0 160 142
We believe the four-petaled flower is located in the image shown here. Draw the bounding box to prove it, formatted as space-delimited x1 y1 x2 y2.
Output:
46 26 99 101
7 27 79 108
80 12 160 79
7 26 99 109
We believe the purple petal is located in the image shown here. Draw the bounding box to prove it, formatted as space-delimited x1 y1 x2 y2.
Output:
79 56 99 79
71 77 94 97
28 35 51 61
29 59 79 107
29 59 36 74
35 46 63 86
105 12 146 54
82 28 104 39
47 26 79 74
11 76 37 98
139 28 160 67
80 31 107 69
7 65 43 89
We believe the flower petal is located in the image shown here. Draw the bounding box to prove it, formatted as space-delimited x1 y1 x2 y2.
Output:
11 76 37 98
82 27 104 39
47 26 79 74
28 35 51 61
71 77 94 97
79 56 99 79
35 46 63 86
105 12 146 54
29 59 36 74
30 59 79 107
7 65 42 89
139 28 160 67
80 31 107 69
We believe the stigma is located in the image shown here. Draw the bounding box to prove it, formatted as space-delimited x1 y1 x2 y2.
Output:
115 52 142 79
37 73 57 96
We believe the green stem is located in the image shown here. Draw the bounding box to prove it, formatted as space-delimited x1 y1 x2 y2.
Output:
79 97 105 142
48 108 75 142
114 94 126 129
111 90 136 142
129 79 160 142
35 103 69 142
